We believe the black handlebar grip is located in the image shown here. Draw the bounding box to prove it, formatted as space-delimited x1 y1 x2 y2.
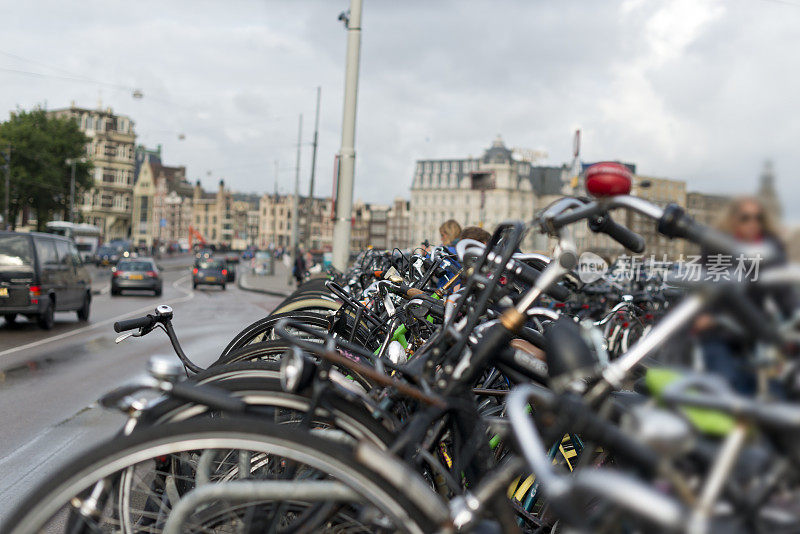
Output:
589 214 646 253
658 204 739 256
171 381 247 413
114 315 155 333
511 260 571 302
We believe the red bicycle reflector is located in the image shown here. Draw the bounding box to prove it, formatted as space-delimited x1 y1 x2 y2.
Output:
585 162 632 197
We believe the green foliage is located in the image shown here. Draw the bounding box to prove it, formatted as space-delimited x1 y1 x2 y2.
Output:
0 107 92 230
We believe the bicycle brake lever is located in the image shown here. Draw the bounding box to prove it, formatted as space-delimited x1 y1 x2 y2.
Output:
115 332 135 344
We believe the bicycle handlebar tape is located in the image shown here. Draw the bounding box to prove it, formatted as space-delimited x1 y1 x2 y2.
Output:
589 213 646 253
114 315 155 333
170 381 247 413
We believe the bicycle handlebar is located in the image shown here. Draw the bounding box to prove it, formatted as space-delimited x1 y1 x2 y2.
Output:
114 315 156 332
588 212 646 253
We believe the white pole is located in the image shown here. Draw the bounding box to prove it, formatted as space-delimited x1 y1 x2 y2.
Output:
289 114 303 283
332 0 363 271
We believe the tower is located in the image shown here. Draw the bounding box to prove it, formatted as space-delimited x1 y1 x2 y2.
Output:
757 160 782 220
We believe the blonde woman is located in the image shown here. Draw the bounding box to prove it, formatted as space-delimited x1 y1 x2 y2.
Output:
439 219 462 247
695 196 792 395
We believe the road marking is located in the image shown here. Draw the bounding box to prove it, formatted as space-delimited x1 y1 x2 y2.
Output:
0 275 194 359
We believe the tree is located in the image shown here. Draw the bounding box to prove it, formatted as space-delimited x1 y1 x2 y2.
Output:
0 107 92 230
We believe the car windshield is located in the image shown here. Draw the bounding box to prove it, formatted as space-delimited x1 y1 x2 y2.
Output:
117 261 153 271
0 235 33 267
197 260 224 269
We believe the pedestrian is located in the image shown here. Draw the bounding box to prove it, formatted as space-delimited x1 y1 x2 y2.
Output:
439 219 462 247
693 196 793 395
293 248 306 287
459 226 491 244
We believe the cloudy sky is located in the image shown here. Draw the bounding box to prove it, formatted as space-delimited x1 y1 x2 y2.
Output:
1 0 799 220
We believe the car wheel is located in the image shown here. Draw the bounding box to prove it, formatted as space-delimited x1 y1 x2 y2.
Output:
77 293 91 321
111 287 120 296
155 287 163 296
4 313 17 325
221 284 227 290
192 283 198 290
37 299 55 330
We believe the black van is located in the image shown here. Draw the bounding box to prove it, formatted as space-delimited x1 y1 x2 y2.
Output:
0 231 92 329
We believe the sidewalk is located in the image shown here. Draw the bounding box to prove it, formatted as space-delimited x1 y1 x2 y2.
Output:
237 260 294 298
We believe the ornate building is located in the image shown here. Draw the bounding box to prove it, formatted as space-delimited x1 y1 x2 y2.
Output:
409 136 564 250
49 103 136 240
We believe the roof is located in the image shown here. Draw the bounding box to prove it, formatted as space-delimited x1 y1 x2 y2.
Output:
482 135 513 164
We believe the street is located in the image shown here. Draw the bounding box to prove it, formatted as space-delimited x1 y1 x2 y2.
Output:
0 263 284 518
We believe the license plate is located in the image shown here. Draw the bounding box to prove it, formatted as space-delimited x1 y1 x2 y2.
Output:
0 288 7 297
205 276 216 282
130 274 144 280
102 260 109 265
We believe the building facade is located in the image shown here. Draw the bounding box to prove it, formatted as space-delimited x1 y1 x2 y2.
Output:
192 180 234 247
387 198 412 250
131 154 193 248
409 137 563 250
49 104 137 240
625 175 688 260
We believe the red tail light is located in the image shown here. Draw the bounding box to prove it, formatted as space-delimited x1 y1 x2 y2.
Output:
582 304 590 309
222 269 228 276
112 270 120 278
146 271 157 278
29 285 41 304
555 302 566 308
193 268 198 275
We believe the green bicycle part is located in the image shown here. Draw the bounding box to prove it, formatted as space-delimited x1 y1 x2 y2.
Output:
645 367 736 437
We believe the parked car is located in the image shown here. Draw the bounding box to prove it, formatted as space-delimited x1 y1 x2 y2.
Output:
111 258 163 296
192 259 227 290
0 231 92 329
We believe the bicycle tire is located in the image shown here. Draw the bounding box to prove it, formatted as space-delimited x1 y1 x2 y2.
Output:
271 297 342 316
3 418 444 534
137 363 394 445
221 311 333 357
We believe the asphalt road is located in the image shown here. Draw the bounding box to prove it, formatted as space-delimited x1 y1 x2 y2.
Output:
0 263 284 519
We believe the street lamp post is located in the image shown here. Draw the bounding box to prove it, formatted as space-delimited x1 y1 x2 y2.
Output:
2 145 10 230
289 114 303 284
332 0 363 271
65 157 86 224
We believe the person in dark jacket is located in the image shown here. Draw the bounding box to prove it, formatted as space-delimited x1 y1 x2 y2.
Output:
694 196 794 395
292 247 306 287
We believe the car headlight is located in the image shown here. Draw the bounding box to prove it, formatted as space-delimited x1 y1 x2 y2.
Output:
279 347 316 393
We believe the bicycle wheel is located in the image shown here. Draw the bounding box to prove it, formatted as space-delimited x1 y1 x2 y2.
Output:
210 340 299 367
3 419 445 534
271 297 342 316
220 311 333 357
138 363 394 445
